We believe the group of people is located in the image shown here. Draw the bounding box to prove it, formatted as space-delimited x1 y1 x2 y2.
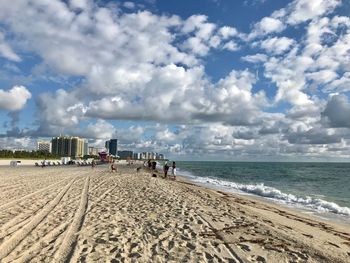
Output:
90 159 117 172
163 161 176 180
146 159 176 179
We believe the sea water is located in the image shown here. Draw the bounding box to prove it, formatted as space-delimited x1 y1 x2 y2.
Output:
177 161 350 224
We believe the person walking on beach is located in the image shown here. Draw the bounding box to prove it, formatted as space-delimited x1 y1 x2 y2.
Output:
148 159 152 170
171 161 176 180
163 161 169 179
91 159 96 170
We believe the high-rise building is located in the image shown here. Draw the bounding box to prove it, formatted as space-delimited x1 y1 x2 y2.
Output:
105 139 118 156
118 150 133 159
37 140 51 152
84 141 88 156
51 136 85 157
105 140 110 153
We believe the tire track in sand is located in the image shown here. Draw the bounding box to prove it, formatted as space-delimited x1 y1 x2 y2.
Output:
0 179 68 211
0 178 76 260
55 175 90 263
6 222 70 263
0 174 107 239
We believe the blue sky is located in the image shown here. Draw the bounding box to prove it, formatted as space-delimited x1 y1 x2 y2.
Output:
1 0 350 161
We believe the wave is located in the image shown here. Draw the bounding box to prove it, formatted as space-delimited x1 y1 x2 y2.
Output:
185 175 350 216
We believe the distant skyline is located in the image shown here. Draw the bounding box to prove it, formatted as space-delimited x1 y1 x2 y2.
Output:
1 0 350 161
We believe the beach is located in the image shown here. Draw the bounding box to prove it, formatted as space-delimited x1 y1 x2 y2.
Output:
0 163 349 263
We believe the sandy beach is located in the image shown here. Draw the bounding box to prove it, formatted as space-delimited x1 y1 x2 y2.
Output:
0 163 349 263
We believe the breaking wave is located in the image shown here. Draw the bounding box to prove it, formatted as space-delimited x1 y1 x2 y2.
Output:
185 174 350 216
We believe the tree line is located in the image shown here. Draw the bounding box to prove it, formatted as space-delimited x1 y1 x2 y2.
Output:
0 150 60 159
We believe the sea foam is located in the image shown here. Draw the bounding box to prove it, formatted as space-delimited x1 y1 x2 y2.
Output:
189 176 350 216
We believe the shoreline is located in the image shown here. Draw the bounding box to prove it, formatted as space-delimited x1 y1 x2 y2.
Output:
0 164 349 262
177 173 350 227
176 173 350 228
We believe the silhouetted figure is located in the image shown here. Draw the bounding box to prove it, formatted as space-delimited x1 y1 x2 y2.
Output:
152 161 157 170
163 162 169 178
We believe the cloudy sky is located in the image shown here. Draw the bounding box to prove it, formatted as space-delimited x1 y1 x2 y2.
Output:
0 0 350 161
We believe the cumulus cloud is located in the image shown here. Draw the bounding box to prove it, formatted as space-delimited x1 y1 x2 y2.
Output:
0 0 350 159
35 89 86 135
0 137 35 150
325 72 350 92
259 37 295 55
322 95 350 128
218 26 238 39
80 120 116 140
222 41 239 51
0 85 31 111
251 16 285 37
285 127 341 144
286 0 341 25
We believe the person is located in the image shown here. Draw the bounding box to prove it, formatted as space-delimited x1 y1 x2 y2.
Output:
152 161 157 170
148 159 152 170
111 162 117 173
163 162 169 179
91 160 96 170
171 161 176 180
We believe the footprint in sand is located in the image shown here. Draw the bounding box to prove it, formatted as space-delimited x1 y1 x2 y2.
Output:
249 255 266 263
238 243 251 252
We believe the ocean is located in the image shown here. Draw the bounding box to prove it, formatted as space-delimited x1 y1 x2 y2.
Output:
176 161 350 223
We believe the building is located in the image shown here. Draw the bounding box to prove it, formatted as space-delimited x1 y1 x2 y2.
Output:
134 152 165 160
88 147 106 156
88 147 99 156
105 140 110 153
133 152 142 160
51 136 85 157
37 140 51 153
105 139 118 156
118 150 133 159
84 141 88 156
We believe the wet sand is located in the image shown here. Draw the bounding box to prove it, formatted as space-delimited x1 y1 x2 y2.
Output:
0 164 349 262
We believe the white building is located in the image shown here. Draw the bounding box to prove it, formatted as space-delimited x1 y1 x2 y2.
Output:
37 140 51 153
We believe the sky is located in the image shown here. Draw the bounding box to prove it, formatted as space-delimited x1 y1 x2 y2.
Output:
1 0 350 161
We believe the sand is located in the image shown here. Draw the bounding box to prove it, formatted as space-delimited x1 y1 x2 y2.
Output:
0 164 349 263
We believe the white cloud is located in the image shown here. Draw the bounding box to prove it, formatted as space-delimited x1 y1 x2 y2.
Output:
0 85 31 111
218 26 238 39
0 0 349 159
306 69 338 84
0 137 35 150
325 72 350 92
260 37 295 55
81 120 116 139
182 37 210 56
287 0 341 25
0 32 21 62
249 16 285 39
123 2 136 9
69 0 91 10
222 41 239 51
242 53 268 63
257 17 285 34
35 89 85 135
